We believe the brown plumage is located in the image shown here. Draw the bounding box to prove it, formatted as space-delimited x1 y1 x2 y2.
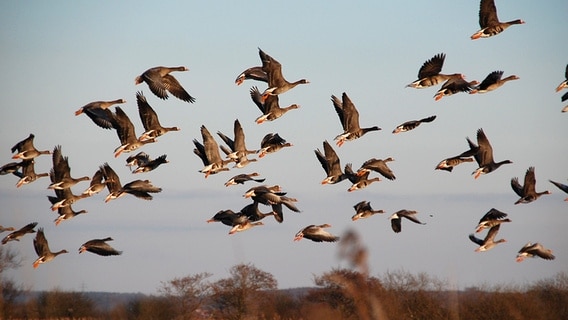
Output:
469 224 506 252
235 66 268 86
74 99 126 129
257 133 293 158
352 201 385 221
79 237 122 256
556 64 568 92
136 91 180 141
0 225 15 233
389 210 426 233
346 164 381 192
1 222 37 245
470 71 519 94
217 119 257 168
11 134 51 160
100 163 162 202
47 145 90 190
406 53 463 89
249 86 299 124
193 125 232 178
434 78 479 101
135 66 195 103
469 128 512 179
516 242 555 262
15 159 49 188
511 167 551 204
471 0 524 40
33 228 68 268
393 115 436 134
332 92 381 147
356 157 396 180
315 140 348 185
258 48 309 101
224 173 265 187
474 208 511 233
111 107 156 158
294 224 339 242
81 168 106 196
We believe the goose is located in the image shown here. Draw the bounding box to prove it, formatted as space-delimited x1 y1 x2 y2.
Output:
243 185 300 214
100 163 162 202
347 167 382 192
516 242 555 262
15 159 49 188
332 92 381 147
48 176 89 211
47 145 90 190
79 237 122 256
112 107 156 157
434 78 479 101
0 225 15 233
81 169 107 196
125 152 150 168
239 201 275 222
393 115 436 134
469 224 506 252
50 201 87 226
217 119 257 168
135 66 195 103
257 133 293 158
356 157 396 180
193 125 232 177
33 228 68 268
136 91 180 141
352 201 385 221
435 156 475 172
471 0 524 40
406 53 463 89
470 71 519 94
235 66 268 86
11 133 51 160
249 86 299 124
258 48 309 101
1 222 37 244
207 209 241 226
511 167 550 204
389 210 426 233
469 128 512 179
549 179 568 201
315 140 349 185
228 218 264 235
475 208 511 233
224 173 265 187
132 154 169 174
556 64 568 92
294 224 339 242
74 99 126 129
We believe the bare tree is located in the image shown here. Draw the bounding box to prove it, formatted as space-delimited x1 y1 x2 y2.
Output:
159 272 212 319
0 245 24 319
210 263 277 320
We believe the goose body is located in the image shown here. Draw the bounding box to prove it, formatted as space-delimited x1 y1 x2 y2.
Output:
257 133 293 158
389 210 426 233
434 78 479 101
15 159 49 188
235 66 268 86
258 48 309 101
79 237 122 256
217 119 257 168
406 53 463 89
470 71 519 94
47 145 90 190
112 107 156 157
135 66 195 103
75 99 126 129
33 228 68 268
511 167 550 204
475 208 511 233
469 224 506 252
471 0 524 40
250 86 299 124
516 242 555 262
193 125 232 178
315 140 348 185
136 91 180 141
352 201 385 221
469 128 512 179
356 157 396 181
1 222 37 244
11 134 51 160
393 115 436 134
332 92 381 147
294 224 339 242
224 172 265 187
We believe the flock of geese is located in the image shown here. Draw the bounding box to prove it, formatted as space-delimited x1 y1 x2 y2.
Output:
1 0 565 272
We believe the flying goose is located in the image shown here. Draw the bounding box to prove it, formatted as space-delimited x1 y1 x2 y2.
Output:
475 208 511 233
469 224 506 252
79 237 122 256
294 224 339 242
1 222 37 245
136 91 180 141
469 128 512 179
469 71 519 94
74 99 126 129
135 66 195 103
111 107 156 158
249 86 299 124
33 228 68 268
389 210 426 233
315 140 349 185
193 125 232 177
258 48 309 101
393 115 436 134
471 0 524 40
516 242 555 262
352 201 385 221
332 92 381 147
11 134 51 160
406 53 463 89
511 167 550 204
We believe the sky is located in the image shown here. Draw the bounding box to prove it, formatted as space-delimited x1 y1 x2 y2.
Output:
1 1 567 295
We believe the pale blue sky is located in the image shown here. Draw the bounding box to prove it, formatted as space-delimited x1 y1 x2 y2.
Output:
1 1 567 294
